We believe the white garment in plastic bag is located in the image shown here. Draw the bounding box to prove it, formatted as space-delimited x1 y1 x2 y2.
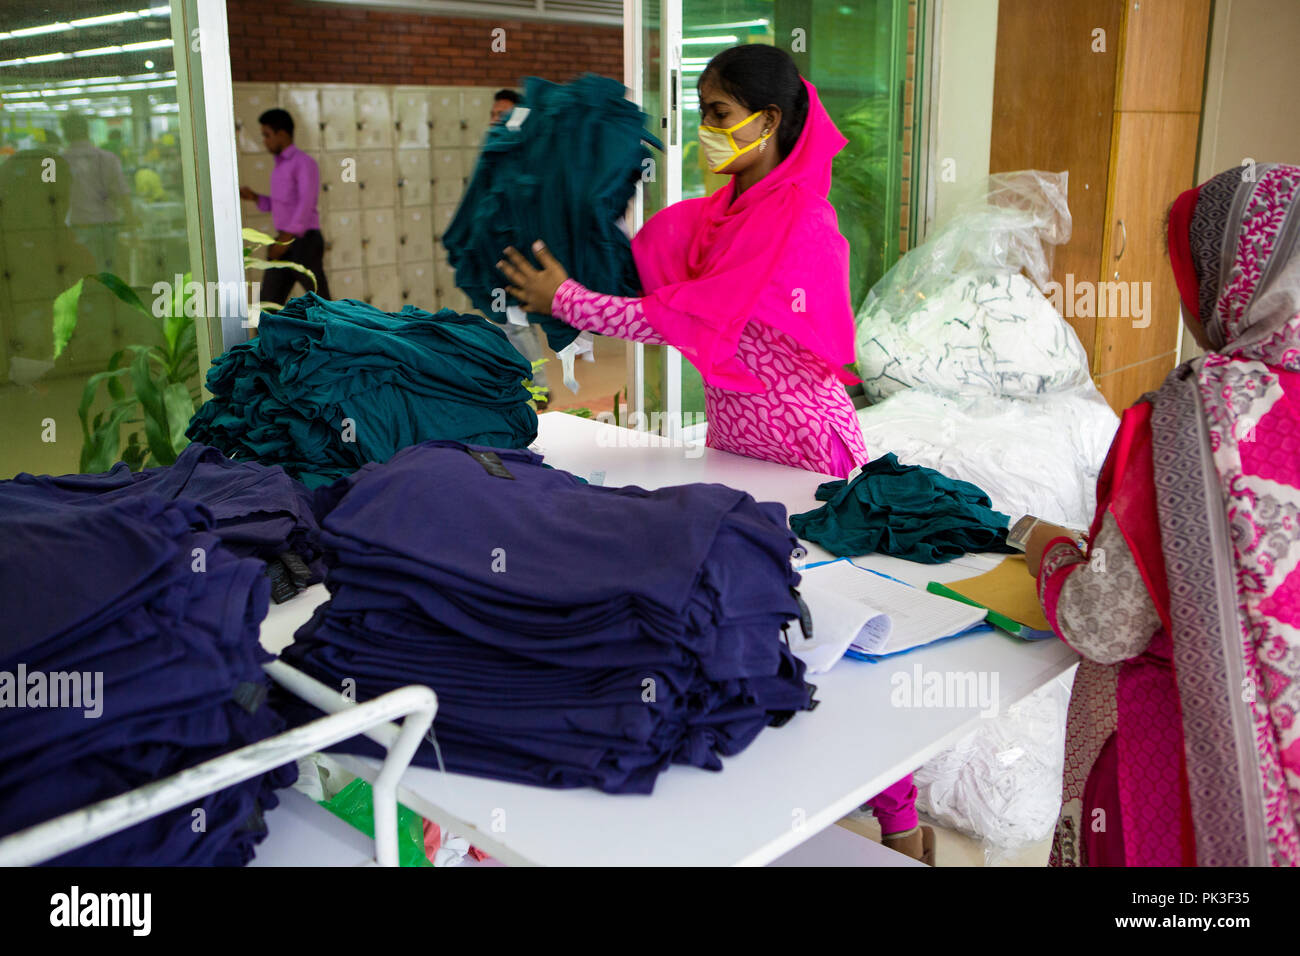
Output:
914 672 1074 863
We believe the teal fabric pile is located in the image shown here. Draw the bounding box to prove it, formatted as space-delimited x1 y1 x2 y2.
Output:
442 73 662 353
789 453 1017 563
187 293 537 488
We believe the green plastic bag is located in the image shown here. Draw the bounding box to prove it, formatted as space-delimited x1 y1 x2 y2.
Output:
319 778 431 867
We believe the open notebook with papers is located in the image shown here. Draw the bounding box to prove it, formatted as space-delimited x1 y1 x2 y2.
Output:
792 559 989 671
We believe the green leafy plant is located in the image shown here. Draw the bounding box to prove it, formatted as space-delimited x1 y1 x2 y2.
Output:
51 228 316 472
53 271 199 472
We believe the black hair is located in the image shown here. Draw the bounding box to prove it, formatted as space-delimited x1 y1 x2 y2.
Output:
258 108 294 137
493 89 521 104
699 45 809 159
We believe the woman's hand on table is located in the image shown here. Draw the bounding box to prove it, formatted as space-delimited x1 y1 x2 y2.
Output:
1024 521 1078 578
498 240 569 315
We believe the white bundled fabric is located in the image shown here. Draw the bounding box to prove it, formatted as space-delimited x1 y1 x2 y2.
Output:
914 673 1073 862
855 387 1118 528
856 272 1092 401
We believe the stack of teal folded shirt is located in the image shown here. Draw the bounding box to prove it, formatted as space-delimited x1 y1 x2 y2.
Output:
442 72 662 353
187 293 538 488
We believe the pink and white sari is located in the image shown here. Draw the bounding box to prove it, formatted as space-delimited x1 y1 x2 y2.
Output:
1041 163 1300 866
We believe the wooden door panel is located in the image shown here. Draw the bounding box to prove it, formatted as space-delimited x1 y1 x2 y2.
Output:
1118 0 1212 112
989 0 1124 365
1095 111 1199 379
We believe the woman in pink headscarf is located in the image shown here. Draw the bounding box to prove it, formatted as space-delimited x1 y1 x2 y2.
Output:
1025 164 1300 866
500 45 931 864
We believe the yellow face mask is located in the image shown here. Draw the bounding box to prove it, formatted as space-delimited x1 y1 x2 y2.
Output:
698 110 770 173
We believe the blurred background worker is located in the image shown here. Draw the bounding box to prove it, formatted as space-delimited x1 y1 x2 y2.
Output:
488 89 550 409
60 113 130 272
239 108 331 303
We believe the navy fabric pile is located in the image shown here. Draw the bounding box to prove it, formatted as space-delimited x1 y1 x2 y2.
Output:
442 73 661 352
187 293 538 489
5 442 325 586
789 453 1017 563
276 440 816 795
0 487 295 865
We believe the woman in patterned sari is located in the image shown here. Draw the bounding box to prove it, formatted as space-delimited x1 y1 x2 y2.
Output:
1025 163 1300 866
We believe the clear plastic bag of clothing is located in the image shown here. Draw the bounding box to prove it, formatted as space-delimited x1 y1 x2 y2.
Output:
855 170 1088 403
914 671 1073 865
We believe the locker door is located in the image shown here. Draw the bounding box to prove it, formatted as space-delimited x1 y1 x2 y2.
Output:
233 83 279 154
356 87 394 150
321 152 361 210
330 268 365 302
433 150 466 206
237 153 275 232
362 208 398 267
460 88 492 147
320 87 358 151
404 262 437 311
394 88 432 149
431 88 462 148
398 207 434 265
396 149 432 207
281 86 323 151
433 203 457 242
357 151 396 206
322 210 364 271
364 264 402 312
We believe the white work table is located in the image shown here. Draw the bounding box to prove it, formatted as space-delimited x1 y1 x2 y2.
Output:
258 412 1079 866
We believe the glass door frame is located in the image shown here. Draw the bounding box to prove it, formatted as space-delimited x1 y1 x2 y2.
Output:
171 0 247 381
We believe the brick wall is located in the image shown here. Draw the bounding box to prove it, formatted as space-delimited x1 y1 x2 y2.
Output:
226 0 623 87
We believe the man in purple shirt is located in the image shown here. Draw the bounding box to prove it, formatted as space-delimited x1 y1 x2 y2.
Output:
239 108 331 303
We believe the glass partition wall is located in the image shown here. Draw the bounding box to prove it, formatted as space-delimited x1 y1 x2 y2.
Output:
0 1 216 478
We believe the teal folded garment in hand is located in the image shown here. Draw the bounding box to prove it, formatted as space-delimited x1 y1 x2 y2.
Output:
789 453 1017 563
187 293 538 488
442 73 662 353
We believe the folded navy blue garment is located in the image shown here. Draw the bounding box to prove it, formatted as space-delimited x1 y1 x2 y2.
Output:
0 488 295 865
789 453 1019 563
3 443 324 581
187 294 538 488
274 440 816 795
442 73 661 353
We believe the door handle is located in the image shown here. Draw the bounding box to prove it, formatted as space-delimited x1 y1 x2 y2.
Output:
1114 218 1127 261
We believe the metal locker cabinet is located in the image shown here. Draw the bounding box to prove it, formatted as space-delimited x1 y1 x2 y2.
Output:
329 268 365 302
430 88 462 149
394 88 432 150
396 149 432 207
322 211 364 271
357 150 396 205
361 208 398 269
281 86 323 152
433 150 465 206
233 83 279 154
404 263 437 310
398 207 434 265
320 87 359 152
321 151 361 211
356 87 394 150
364 265 402 313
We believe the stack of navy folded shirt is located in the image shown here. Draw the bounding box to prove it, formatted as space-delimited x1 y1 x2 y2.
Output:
187 293 539 488
4 442 325 585
0 489 296 865
276 440 816 795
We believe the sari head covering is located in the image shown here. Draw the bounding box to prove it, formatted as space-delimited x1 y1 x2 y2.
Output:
1104 164 1300 865
630 77 859 394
